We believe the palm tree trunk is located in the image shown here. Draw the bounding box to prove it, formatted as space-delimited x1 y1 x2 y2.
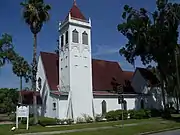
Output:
33 34 38 124
175 48 180 113
175 87 179 113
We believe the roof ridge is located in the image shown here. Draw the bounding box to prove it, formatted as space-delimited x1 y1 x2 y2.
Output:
92 58 119 63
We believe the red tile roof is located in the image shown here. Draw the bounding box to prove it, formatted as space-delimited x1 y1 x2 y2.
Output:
40 52 136 94
123 71 134 81
137 67 160 85
20 90 42 105
92 59 124 91
66 1 86 21
40 52 59 90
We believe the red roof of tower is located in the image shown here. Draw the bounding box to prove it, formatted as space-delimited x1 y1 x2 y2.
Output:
67 1 87 21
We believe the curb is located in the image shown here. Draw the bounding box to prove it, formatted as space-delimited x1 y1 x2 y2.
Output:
138 127 180 135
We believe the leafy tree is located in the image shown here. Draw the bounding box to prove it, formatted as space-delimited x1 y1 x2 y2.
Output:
12 55 31 104
118 0 180 108
0 88 18 114
0 33 15 66
20 0 51 124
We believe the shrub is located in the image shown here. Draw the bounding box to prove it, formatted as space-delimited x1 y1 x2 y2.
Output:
128 109 151 119
161 110 171 119
128 110 136 119
9 113 16 121
82 114 93 123
76 117 85 124
38 117 57 126
115 110 128 120
21 117 34 125
144 109 151 118
105 110 128 121
105 110 117 121
151 109 162 117
65 119 74 125
58 119 74 125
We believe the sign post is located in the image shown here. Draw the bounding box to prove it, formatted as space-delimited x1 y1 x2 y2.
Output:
16 105 29 130
117 84 124 128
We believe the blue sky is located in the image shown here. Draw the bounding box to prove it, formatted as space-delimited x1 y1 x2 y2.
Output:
0 0 157 89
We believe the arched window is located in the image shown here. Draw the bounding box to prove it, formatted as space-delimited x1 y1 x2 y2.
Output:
123 100 127 110
102 100 107 115
82 31 88 45
53 102 56 110
38 77 42 90
65 31 68 44
141 99 144 109
72 29 79 43
61 35 64 47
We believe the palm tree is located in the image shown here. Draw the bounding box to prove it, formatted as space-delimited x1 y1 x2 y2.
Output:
0 33 14 67
12 55 31 104
20 0 51 124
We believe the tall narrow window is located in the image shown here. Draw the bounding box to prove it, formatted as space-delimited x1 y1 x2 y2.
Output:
123 100 127 110
53 103 56 110
72 29 79 43
141 99 144 109
82 31 88 45
65 31 68 44
61 35 64 47
102 100 107 115
38 77 42 90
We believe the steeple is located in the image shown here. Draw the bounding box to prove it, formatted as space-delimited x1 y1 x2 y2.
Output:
66 0 87 21
73 0 77 6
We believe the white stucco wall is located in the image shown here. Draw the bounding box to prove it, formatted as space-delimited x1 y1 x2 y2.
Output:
58 96 68 119
93 96 136 115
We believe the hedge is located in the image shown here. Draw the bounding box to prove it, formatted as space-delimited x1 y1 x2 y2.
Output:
105 110 128 121
105 108 171 121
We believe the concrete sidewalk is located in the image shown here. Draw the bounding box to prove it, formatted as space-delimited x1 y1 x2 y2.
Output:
15 123 138 135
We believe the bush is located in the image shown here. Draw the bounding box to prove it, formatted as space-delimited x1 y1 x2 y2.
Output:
151 109 162 117
57 119 74 125
161 110 171 119
76 117 85 124
128 110 136 119
9 113 16 121
105 110 128 121
105 110 117 121
82 114 93 123
38 117 57 126
128 109 151 119
21 117 34 126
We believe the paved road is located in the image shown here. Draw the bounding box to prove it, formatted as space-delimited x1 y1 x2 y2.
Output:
151 129 180 135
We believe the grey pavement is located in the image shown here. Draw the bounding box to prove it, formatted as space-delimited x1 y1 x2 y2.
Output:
150 129 180 135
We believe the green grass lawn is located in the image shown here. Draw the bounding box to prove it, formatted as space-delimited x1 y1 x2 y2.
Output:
0 118 179 135
58 121 180 135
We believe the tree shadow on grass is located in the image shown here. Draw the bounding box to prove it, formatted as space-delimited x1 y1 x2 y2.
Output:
162 114 180 123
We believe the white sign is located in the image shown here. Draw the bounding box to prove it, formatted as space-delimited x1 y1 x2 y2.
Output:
16 105 29 130
17 106 29 117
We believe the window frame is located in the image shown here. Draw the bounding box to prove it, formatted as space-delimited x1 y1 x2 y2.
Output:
82 31 88 45
72 29 79 43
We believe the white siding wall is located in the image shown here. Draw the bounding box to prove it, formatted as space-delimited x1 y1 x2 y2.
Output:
93 97 136 115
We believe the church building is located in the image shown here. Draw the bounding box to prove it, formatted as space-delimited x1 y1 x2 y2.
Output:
36 1 164 120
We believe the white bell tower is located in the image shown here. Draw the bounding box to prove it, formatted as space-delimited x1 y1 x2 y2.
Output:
59 1 94 120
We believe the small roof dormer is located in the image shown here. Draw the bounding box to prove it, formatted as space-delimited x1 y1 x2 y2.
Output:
66 0 87 21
